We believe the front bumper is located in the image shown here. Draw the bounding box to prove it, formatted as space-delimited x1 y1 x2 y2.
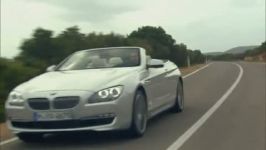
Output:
5 90 134 133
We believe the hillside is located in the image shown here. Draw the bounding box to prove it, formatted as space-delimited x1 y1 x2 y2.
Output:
205 45 259 56
244 42 266 62
209 42 266 62
205 52 223 56
225 45 258 54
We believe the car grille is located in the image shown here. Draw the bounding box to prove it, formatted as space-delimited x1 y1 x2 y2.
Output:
11 117 114 129
28 98 49 110
28 96 80 110
53 96 80 109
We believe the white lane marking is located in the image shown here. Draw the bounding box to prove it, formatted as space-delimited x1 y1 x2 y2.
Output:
167 63 243 150
183 63 212 79
0 137 18 146
0 62 214 146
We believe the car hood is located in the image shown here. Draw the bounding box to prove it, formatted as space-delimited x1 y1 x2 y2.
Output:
15 68 139 93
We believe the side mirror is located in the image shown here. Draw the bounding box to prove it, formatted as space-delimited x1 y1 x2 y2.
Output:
147 59 164 68
46 65 56 72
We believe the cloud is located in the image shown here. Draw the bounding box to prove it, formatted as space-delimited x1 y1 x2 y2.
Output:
170 6 265 51
25 0 140 23
1 0 265 58
230 0 264 8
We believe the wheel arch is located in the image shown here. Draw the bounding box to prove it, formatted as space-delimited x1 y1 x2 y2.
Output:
134 84 149 108
135 85 147 100
128 84 148 135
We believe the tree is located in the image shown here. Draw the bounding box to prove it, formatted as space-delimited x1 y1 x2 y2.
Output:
128 26 176 59
16 28 58 68
16 25 206 68
54 26 87 58
189 49 205 64
126 38 153 55
85 32 127 48
171 44 188 66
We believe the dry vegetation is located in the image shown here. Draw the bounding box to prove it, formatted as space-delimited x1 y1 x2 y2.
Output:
180 64 206 76
244 52 266 62
0 123 14 142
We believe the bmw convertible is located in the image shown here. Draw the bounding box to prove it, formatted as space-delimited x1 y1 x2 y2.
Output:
5 47 184 142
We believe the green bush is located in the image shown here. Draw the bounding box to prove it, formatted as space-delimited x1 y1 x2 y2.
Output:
0 102 5 122
0 58 41 103
0 58 41 122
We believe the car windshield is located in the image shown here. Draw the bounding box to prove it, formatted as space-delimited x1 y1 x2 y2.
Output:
57 48 140 71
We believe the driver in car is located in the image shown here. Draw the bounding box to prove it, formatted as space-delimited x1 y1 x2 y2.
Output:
124 52 139 67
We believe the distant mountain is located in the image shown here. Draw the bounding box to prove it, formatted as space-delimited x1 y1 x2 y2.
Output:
225 46 259 54
205 52 224 56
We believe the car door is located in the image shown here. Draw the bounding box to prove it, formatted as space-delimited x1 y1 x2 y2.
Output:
143 67 169 111
163 62 179 104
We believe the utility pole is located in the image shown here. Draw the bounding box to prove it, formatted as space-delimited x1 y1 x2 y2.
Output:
187 55 190 67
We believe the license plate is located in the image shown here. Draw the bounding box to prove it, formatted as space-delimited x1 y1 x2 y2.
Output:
33 111 72 121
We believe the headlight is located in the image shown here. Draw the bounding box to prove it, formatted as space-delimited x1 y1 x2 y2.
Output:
7 91 25 106
88 86 123 103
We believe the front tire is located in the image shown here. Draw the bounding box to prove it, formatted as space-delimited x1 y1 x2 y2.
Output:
171 80 184 113
128 90 148 137
17 133 44 143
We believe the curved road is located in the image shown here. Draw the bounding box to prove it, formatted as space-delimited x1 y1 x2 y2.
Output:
1 62 265 150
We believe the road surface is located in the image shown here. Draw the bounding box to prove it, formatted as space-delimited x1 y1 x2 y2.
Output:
1 62 265 150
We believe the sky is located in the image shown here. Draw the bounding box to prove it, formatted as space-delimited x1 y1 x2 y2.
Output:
1 0 265 58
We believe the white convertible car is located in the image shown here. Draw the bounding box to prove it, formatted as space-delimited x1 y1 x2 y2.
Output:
5 47 184 142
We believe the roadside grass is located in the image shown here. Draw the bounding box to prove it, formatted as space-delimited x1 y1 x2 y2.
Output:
180 64 206 76
0 100 14 143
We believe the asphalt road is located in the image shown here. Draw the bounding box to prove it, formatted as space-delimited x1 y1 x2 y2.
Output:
1 62 265 150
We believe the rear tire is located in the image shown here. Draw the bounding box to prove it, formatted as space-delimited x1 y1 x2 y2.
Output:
128 90 148 137
171 80 184 113
17 133 44 143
